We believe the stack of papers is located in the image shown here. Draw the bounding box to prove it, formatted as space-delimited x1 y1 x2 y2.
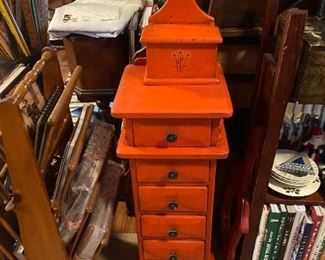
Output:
48 0 143 38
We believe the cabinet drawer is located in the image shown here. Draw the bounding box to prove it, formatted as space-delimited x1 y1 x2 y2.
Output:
141 215 206 239
136 160 209 183
138 186 208 212
133 118 212 147
143 240 205 260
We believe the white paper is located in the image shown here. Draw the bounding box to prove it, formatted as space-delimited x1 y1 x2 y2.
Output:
48 0 143 38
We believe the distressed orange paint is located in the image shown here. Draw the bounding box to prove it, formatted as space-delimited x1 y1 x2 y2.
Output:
112 0 233 259
141 0 222 85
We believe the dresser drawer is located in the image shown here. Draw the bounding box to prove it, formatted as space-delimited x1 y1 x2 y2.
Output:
141 215 206 239
138 186 208 212
136 160 209 183
133 118 212 147
143 240 205 260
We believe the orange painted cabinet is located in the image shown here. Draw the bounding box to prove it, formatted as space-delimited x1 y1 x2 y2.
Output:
112 0 232 259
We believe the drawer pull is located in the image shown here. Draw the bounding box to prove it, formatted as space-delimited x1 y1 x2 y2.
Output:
168 229 178 237
169 252 177 260
167 170 178 180
168 200 178 210
166 132 178 143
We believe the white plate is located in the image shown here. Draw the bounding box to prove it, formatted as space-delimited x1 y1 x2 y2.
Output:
268 176 321 197
271 173 310 187
272 150 318 183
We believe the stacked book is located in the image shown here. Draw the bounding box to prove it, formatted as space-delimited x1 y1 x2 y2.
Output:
253 204 325 260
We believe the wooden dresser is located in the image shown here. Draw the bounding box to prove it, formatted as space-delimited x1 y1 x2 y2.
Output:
112 0 233 259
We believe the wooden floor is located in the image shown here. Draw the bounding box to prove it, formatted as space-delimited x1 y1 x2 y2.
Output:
112 202 137 233
99 202 138 260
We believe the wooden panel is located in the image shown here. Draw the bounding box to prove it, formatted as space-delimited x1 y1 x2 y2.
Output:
145 45 218 84
63 34 128 101
138 186 208 213
210 0 267 28
133 118 212 147
226 76 254 109
143 240 205 260
136 159 210 183
218 43 259 75
265 189 325 206
141 215 206 239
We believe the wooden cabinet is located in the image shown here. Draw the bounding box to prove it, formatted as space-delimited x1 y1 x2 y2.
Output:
112 1 232 259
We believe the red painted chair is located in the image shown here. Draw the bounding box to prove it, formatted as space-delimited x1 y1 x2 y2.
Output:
221 125 265 260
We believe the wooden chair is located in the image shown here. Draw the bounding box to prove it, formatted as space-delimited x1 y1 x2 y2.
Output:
239 7 307 260
221 53 276 260
221 5 307 259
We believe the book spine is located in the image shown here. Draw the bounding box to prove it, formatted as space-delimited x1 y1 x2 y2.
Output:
259 209 281 260
252 206 269 260
259 223 270 259
303 208 323 259
278 212 295 259
296 221 313 260
315 237 325 259
284 211 305 259
310 212 325 260
291 217 307 260
265 212 281 260
272 211 288 260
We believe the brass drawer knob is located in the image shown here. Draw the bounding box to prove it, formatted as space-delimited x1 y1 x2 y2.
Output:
166 132 178 143
167 170 178 180
169 252 177 260
168 229 178 237
168 200 178 210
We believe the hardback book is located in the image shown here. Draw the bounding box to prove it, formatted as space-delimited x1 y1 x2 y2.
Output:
260 204 281 260
252 205 270 260
310 206 325 260
272 204 288 260
303 206 324 259
283 205 306 259
278 205 297 259
293 214 313 260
